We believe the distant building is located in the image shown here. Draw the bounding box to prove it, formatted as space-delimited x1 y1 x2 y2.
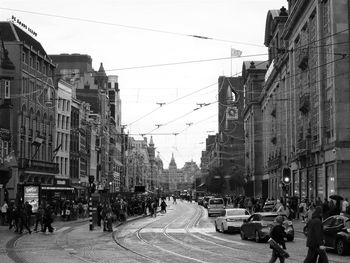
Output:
242 61 268 198
218 76 245 194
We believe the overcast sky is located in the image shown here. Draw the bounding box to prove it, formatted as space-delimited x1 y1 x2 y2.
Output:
1 0 285 168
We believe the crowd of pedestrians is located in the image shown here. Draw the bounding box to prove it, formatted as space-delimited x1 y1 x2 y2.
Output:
0 200 55 234
0 194 170 235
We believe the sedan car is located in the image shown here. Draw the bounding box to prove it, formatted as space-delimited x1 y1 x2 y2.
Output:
240 212 294 242
322 214 350 255
214 208 250 233
262 201 276 212
207 198 225 217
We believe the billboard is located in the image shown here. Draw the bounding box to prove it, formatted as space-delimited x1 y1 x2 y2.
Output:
23 185 40 213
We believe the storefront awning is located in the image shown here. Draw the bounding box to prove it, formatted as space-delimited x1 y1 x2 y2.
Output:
42 186 75 191
72 185 85 190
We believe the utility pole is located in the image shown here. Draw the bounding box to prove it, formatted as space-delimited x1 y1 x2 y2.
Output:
88 175 95 231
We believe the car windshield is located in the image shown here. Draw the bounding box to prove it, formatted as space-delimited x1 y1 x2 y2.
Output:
210 199 223 204
262 215 278 221
226 210 246 216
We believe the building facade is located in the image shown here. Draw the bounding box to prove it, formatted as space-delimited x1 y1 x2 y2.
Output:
242 61 268 198
218 76 245 194
0 21 59 202
260 0 350 200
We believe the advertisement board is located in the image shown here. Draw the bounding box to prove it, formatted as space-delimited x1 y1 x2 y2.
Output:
23 185 40 213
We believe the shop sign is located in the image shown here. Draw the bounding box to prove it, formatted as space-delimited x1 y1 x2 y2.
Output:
54 178 69 186
23 185 39 213
11 15 37 37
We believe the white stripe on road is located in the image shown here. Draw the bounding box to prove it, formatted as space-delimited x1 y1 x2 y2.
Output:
192 229 246 246
55 226 70 233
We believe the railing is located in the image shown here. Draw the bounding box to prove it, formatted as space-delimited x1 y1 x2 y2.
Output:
18 158 59 174
297 138 311 154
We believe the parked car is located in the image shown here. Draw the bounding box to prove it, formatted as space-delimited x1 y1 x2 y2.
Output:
197 197 204 206
240 212 294 242
214 208 250 233
262 200 276 212
322 214 350 255
203 196 214 208
207 198 225 217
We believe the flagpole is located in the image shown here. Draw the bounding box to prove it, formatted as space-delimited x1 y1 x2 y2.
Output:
230 47 232 76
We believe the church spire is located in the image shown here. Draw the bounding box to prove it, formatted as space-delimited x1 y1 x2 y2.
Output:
169 152 176 168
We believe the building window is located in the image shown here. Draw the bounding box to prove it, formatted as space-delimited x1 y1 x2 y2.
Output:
65 134 68 151
22 52 26 63
62 116 65 129
4 80 10 98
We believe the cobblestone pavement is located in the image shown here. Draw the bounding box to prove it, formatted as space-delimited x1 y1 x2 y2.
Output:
1 202 349 263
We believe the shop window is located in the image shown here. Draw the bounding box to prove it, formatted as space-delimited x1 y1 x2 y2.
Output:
4 80 10 98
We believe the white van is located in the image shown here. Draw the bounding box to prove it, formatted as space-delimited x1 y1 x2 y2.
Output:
208 198 225 217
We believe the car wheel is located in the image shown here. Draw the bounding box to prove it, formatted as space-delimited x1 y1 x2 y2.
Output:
336 239 345 255
240 230 247 240
215 222 219 232
221 223 225 233
303 225 308 237
255 231 260 243
287 236 294 242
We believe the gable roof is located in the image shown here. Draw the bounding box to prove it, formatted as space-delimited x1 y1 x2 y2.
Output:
0 22 48 56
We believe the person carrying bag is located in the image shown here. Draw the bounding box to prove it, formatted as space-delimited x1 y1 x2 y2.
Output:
268 215 289 263
303 206 328 263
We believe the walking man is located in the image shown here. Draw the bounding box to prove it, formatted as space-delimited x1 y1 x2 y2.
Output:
303 206 326 263
269 215 287 263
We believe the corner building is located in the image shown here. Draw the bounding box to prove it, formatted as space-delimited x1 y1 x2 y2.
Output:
263 0 350 200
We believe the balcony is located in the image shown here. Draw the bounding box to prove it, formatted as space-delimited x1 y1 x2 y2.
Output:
297 138 311 155
267 155 282 170
299 93 310 114
18 158 59 174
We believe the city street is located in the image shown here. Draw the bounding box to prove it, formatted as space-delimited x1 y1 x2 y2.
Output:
1 201 349 263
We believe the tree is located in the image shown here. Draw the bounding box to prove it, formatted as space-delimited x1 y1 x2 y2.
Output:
205 167 225 194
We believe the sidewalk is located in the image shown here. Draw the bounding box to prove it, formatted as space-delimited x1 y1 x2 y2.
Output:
0 212 149 263
291 218 305 234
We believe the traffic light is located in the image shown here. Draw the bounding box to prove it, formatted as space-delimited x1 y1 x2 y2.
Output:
282 168 291 185
89 175 94 184
90 183 96 193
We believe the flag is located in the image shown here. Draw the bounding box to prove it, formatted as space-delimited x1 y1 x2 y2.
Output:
3 151 17 167
231 48 242 57
52 144 62 161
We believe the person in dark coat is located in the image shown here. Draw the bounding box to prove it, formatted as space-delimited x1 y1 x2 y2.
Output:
269 215 287 263
34 204 44 232
303 206 325 263
42 204 54 233
18 203 31 234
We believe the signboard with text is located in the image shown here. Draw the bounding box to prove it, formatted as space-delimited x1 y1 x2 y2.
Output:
23 185 40 213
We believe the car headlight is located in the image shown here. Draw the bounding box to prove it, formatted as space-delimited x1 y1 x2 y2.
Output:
226 218 236 222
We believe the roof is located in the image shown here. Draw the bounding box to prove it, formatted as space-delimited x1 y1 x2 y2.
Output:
264 8 288 46
0 22 48 56
243 61 269 71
